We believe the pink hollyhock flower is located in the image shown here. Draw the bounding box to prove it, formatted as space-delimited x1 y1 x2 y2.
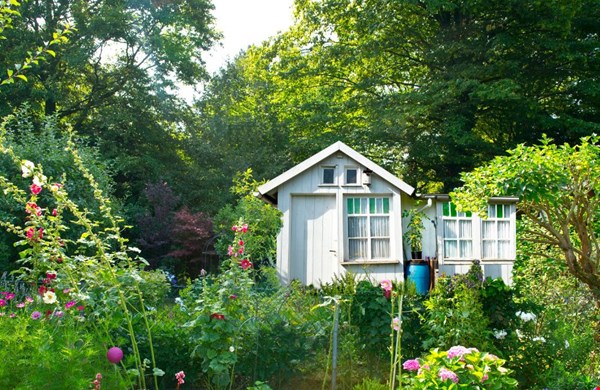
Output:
26 227 35 240
107 347 124 364
238 240 244 246
210 313 225 320
241 224 248 233
65 301 76 310
50 183 63 192
231 225 238 231
447 345 470 359
16 302 25 308
31 311 42 320
227 245 234 256
392 317 400 331
175 370 185 385
30 183 42 195
383 289 391 299
0 299 6 307
52 209 58 216
240 259 253 270
402 359 420 371
438 368 459 383
238 247 244 255
380 279 392 292
38 285 47 296
26 202 42 216
46 271 57 280
481 374 489 383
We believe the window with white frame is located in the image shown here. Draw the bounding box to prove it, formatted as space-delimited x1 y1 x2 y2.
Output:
442 202 473 259
346 197 390 260
345 167 359 185
482 204 513 259
321 166 335 185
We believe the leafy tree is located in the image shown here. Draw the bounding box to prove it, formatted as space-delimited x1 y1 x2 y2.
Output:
249 0 600 191
451 136 600 306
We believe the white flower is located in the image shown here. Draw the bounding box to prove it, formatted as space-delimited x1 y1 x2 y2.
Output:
21 160 34 177
532 336 546 343
493 329 507 340
516 329 524 339
516 311 537 322
564 340 570 349
43 291 57 304
229 346 235 353
33 174 47 186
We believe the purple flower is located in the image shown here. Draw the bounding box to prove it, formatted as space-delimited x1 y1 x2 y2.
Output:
402 359 420 371
31 311 42 320
447 345 470 359
438 368 459 383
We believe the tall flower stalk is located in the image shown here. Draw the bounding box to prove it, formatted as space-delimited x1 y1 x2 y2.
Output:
381 280 404 390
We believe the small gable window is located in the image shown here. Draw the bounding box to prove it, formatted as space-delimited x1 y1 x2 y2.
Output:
345 167 359 185
322 166 335 185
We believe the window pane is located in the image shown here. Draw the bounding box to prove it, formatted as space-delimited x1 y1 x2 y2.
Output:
361 198 368 214
371 239 390 259
443 202 450 217
483 241 495 259
496 205 504 218
323 168 334 184
370 216 389 237
349 239 368 259
450 202 457 217
460 240 473 258
444 220 457 239
459 220 472 238
348 217 367 238
346 168 357 184
498 221 510 239
354 198 361 214
347 198 354 214
498 240 510 258
383 198 390 213
482 221 496 239
444 240 458 258
369 198 375 214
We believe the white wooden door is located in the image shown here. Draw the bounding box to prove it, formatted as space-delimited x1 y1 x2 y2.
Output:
290 195 338 285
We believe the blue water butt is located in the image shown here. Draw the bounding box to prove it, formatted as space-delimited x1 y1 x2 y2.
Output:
407 262 430 294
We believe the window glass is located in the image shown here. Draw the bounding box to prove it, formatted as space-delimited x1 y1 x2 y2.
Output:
442 202 473 259
322 167 335 184
346 168 358 184
346 197 390 261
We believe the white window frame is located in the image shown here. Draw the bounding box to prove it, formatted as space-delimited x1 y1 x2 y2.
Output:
441 202 475 261
438 201 516 263
321 166 336 185
345 196 391 261
344 166 360 185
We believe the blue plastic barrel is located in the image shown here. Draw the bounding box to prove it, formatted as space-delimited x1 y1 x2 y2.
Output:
407 262 430 294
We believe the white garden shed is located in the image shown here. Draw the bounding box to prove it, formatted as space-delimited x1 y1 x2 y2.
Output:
257 141 517 288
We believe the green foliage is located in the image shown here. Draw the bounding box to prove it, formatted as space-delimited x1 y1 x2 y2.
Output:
402 206 429 253
214 169 282 267
402 346 518 389
451 136 600 303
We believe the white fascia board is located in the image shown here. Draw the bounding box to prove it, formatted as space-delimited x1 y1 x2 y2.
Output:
257 141 416 197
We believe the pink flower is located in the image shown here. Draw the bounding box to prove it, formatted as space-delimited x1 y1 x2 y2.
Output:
107 347 123 364
229 294 237 299
438 368 459 383
52 209 58 216
447 345 470 359
380 279 392 292
25 296 33 303
392 317 400 331
175 370 185 385
54 310 64 318
50 183 63 192
16 302 25 308
481 374 489 383
30 183 42 195
26 227 35 240
65 301 76 310
240 259 253 270
210 313 225 320
0 299 5 307
238 247 244 255
402 359 420 371
77 305 85 311
241 224 248 233
26 202 42 216
5 293 14 300
238 240 244 246
31 311 42 320
231 225 238 231
46 271 57 280
9 313 16 318
227 245 234 256
383 289 391 299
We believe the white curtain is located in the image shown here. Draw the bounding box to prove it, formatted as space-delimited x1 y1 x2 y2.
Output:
349 239 367 259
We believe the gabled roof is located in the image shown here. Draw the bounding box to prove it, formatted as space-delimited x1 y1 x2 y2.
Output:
257 141 415 200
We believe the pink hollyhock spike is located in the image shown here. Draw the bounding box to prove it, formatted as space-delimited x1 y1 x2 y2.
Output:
380 279 392 292
240 259 253 270
231 225 238 231
241 224 248 233
175 370 185 385
107 347 124 364
30 183 42 195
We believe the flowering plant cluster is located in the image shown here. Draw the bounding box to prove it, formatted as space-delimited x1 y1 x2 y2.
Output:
183 220 255 387
402 345 518 389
